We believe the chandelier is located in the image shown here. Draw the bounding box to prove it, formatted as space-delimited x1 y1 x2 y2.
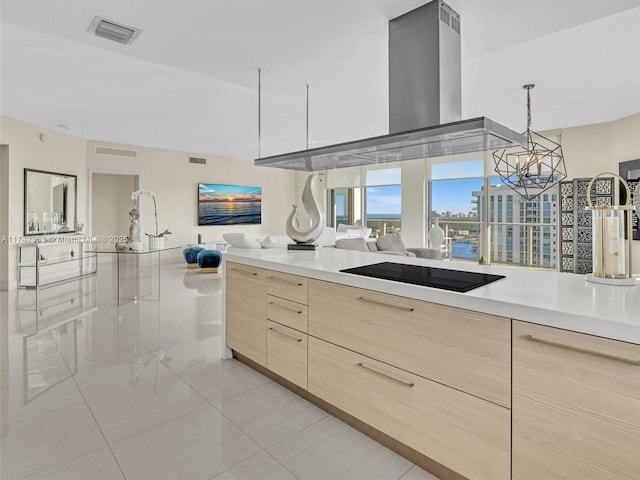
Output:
493 84 567 200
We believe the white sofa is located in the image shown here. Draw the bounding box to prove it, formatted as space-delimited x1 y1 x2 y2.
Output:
335 235 441 260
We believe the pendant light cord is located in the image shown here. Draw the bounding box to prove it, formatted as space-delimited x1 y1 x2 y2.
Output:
523 83 534 132
258 68 262 158
306 84 310 150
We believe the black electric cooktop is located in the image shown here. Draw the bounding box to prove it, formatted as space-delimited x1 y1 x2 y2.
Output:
340 262 505 293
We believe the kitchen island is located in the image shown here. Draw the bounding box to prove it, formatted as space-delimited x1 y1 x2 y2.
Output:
223 247 640 480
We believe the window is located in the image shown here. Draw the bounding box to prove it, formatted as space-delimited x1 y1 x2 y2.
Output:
325 158 558 269
483 176 558 268
365 185 401 236
327 167 401 237
430 160 483 261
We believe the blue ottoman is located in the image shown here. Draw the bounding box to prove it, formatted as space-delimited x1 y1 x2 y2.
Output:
197 250 222 273
183 247 205 269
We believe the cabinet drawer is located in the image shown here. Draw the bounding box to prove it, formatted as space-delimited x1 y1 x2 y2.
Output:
513 321 640 480
308 337 510 480
267 320 308 389
267 295 308 332
267 271 308 305
226 262 267 366
309 280 511 407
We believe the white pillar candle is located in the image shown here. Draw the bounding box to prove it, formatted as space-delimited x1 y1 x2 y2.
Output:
594 212 604 276
604 216 620 277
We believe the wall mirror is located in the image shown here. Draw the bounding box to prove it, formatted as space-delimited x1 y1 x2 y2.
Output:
24 168 77 236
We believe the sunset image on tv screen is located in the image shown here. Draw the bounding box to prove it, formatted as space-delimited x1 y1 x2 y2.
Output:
198 184 262 226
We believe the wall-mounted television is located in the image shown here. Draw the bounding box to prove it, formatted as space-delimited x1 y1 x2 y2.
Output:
198 183 262 226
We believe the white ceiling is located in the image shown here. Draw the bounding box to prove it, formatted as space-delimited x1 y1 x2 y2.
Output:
1 0 639 160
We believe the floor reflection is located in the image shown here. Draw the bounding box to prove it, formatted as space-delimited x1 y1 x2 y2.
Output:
0 258 436 480
2 259 226 455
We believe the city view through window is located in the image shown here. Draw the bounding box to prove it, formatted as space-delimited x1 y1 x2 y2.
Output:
329 162 559 269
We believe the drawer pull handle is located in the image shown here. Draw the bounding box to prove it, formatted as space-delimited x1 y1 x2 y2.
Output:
268 301 303 314
269 276 304 286
357 362 414 387
524 335 640 366
230 268 258 277
268 327 302 342
358 296 414 312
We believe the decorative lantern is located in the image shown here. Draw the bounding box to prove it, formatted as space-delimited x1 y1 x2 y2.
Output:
585 172 636 285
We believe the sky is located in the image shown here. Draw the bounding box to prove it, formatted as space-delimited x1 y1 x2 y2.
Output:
364 181 485 215
199 183 262 202
431 178 484 215
361 161 487 215
337 161 512 216
367 185 401 214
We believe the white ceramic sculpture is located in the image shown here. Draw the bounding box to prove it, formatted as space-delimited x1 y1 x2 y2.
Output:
428 218 445 249
286 173 324 244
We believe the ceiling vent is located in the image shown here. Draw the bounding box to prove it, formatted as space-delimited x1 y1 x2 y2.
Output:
88 16 142 45
189 157 207 165
95 146 138 158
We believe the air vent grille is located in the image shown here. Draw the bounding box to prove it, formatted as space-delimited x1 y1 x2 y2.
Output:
440 2 460 34
451 17 460 34
189 157 207 165
95 146 138 158
88 16 142 45
440 7 450 26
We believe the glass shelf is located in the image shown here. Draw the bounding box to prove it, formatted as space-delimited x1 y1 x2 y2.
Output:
19 253 96 268
17 241 98 289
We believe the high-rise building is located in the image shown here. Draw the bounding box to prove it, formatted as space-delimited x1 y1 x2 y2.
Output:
474 184 558 268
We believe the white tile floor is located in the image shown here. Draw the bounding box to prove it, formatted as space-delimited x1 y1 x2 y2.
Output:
0 259 439 480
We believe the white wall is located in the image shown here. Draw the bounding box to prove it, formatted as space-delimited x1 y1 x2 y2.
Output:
562 113 640 178
85 140 298 248
0 145 9 289
0 116 88 289
91 173 137 239
0 115 299 289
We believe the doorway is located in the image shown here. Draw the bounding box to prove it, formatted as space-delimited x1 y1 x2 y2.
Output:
89 171 139 250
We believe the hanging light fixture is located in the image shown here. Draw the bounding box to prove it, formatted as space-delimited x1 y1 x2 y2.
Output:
493 84 567 200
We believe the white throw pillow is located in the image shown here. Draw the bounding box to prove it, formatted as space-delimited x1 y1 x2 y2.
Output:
222 233 262 249
313 227 337 245
336 224 372 239
261 234 293 248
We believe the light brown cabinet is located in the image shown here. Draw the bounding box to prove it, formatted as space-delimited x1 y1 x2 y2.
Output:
267 296 308 332
225 262 267 366
512 321 640 480
267 271 308 305
309 279 511 407
267 320 308 388
265 270 309 389
308 336 511 480
226 263 640 480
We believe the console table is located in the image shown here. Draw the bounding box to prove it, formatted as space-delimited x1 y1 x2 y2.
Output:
17 239 97 289
87 245 179 305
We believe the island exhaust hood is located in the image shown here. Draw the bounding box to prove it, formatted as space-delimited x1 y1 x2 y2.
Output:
254 0 526 171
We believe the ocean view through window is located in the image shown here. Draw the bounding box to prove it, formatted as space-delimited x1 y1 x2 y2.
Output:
326 159 558 269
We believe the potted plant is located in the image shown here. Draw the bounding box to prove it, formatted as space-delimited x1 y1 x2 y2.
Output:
131 189 172 250
146 228 172 250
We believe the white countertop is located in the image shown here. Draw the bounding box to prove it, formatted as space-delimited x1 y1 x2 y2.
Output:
224 247 640 345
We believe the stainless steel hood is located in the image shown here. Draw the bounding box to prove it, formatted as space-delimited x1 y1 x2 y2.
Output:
254 1 525 171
